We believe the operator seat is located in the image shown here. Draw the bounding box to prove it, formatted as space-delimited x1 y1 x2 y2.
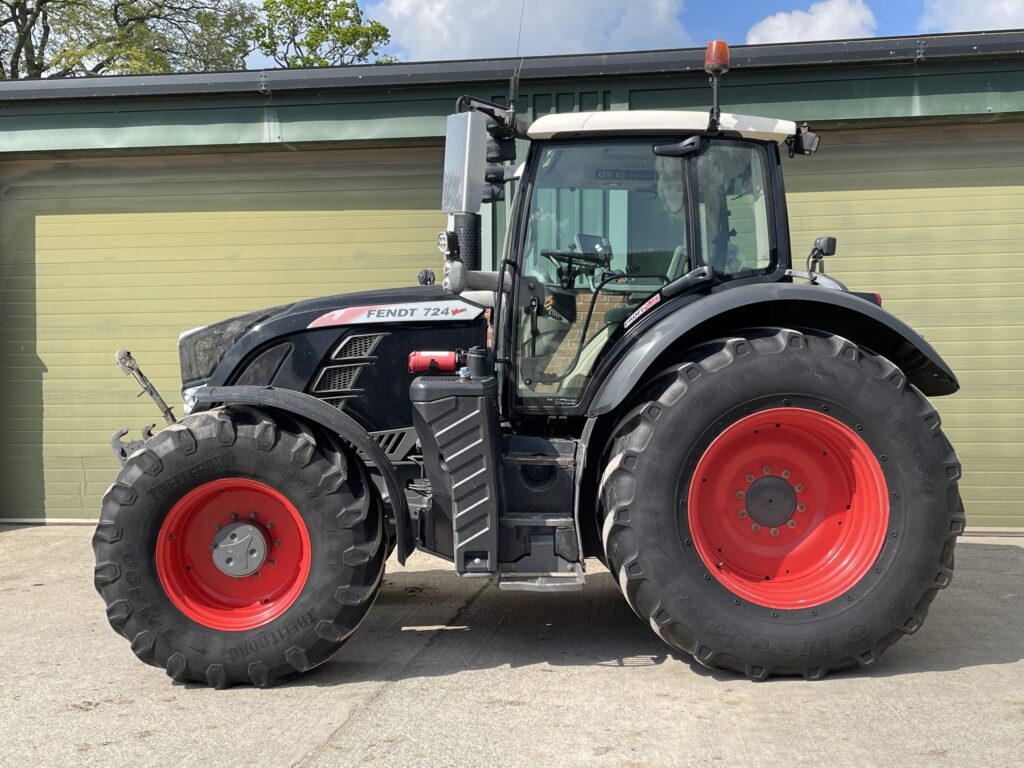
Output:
604 244 687 330
665 244 688 282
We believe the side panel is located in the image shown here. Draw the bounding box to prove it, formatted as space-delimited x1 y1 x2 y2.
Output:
224 319 487 433
411 376 502 573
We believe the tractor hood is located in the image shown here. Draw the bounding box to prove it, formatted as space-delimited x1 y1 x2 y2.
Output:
179 284 485 391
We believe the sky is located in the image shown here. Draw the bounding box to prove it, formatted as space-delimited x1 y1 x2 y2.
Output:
359 0 1024 62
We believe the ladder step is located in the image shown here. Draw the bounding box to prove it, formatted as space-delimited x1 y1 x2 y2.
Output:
497 564 585 592
502 453 575 467
499 514 574 527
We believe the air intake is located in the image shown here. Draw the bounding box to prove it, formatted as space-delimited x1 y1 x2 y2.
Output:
332 333 384 360
312 364 365 394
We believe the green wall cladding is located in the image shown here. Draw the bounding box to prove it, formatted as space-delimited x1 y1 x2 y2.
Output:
783 121 1024 529
0 145 446 522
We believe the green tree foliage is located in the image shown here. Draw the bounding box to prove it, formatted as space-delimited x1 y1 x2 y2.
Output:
255 0 391 68
0 0 391 79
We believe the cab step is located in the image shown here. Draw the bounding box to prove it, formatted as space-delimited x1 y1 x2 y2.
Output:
498 564 585 592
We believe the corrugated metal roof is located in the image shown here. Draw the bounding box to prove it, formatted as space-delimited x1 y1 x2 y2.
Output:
1 30 1022 103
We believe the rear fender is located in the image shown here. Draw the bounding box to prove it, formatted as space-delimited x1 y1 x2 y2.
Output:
193 385 413 564
588 282 959 418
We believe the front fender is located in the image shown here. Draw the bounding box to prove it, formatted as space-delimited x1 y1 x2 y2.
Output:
193 385 413 564
588 282 959 417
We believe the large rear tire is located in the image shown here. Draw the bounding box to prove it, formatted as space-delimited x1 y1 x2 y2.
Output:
93 406 385 688
599 329 964 680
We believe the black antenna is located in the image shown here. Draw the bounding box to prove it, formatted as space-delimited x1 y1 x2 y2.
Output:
514 0 527 58
508 64 521 120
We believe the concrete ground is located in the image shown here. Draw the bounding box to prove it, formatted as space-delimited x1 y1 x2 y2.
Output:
0 526 1021 768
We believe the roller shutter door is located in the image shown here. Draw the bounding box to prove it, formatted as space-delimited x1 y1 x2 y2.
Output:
0 145 443 521
784 121 1024 529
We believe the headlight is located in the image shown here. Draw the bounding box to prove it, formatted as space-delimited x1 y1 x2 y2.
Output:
178 304 293 386
182 385 201 415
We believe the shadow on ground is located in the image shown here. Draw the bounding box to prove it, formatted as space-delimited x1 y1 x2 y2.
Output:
0 523 44 533
278 540 1024 688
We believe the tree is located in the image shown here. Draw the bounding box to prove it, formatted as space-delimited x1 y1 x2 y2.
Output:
0 0 391 79
254 0 391 69
1 0 258 78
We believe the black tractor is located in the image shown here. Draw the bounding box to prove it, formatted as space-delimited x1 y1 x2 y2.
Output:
95 42 963 687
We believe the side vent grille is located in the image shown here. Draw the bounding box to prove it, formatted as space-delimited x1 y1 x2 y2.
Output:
312 333 383 404
333 333 384 360
312 364 364 394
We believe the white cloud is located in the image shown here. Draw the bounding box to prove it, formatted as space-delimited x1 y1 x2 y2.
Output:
918 0 1024 32
366 0 690 61
746 0 877 44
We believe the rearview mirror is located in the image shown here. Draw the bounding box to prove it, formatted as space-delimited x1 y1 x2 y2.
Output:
814 236 837 256
442 111 488 214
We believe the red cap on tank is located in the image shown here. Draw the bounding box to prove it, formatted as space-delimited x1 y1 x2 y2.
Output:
704 40 730 74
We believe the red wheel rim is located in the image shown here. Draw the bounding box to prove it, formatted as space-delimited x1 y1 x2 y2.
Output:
687 407 889 610
156 478 311 631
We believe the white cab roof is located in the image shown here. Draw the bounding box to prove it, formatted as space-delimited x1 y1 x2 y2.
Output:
527 110 797 144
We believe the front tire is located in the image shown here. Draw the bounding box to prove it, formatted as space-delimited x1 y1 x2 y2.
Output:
599 329 964 680
93 406 385 688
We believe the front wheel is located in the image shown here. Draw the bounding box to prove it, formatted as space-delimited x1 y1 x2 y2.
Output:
599 329 964 680
93 406 385 688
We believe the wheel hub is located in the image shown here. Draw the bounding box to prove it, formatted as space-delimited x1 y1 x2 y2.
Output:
211 522 269 577
686 407 890 609
156 477 311 631
745 475 797 528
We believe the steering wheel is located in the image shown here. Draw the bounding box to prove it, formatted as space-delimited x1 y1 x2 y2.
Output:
540 249 608 270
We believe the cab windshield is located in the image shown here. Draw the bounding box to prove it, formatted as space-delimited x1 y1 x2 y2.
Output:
515 138 773 404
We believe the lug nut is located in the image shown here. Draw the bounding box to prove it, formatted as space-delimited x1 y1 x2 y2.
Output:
249 511 258 520
736 490 745 499
782 469 791 479
787 520 797 529
268 559 276 567
231 512 238 520
738 509 748 518
267 522 275 530
795 484 804 493
273 539 282 547
751 524 761 533
770 527 779 537
214 524 223 531
745 474 755 483
763 466 773 475
797 503 806 512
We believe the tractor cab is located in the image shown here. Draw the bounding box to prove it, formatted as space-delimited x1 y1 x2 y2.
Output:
511 112 794 406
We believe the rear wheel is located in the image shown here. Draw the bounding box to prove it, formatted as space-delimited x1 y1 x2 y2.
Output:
93 406 384 688
599 329 964 680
